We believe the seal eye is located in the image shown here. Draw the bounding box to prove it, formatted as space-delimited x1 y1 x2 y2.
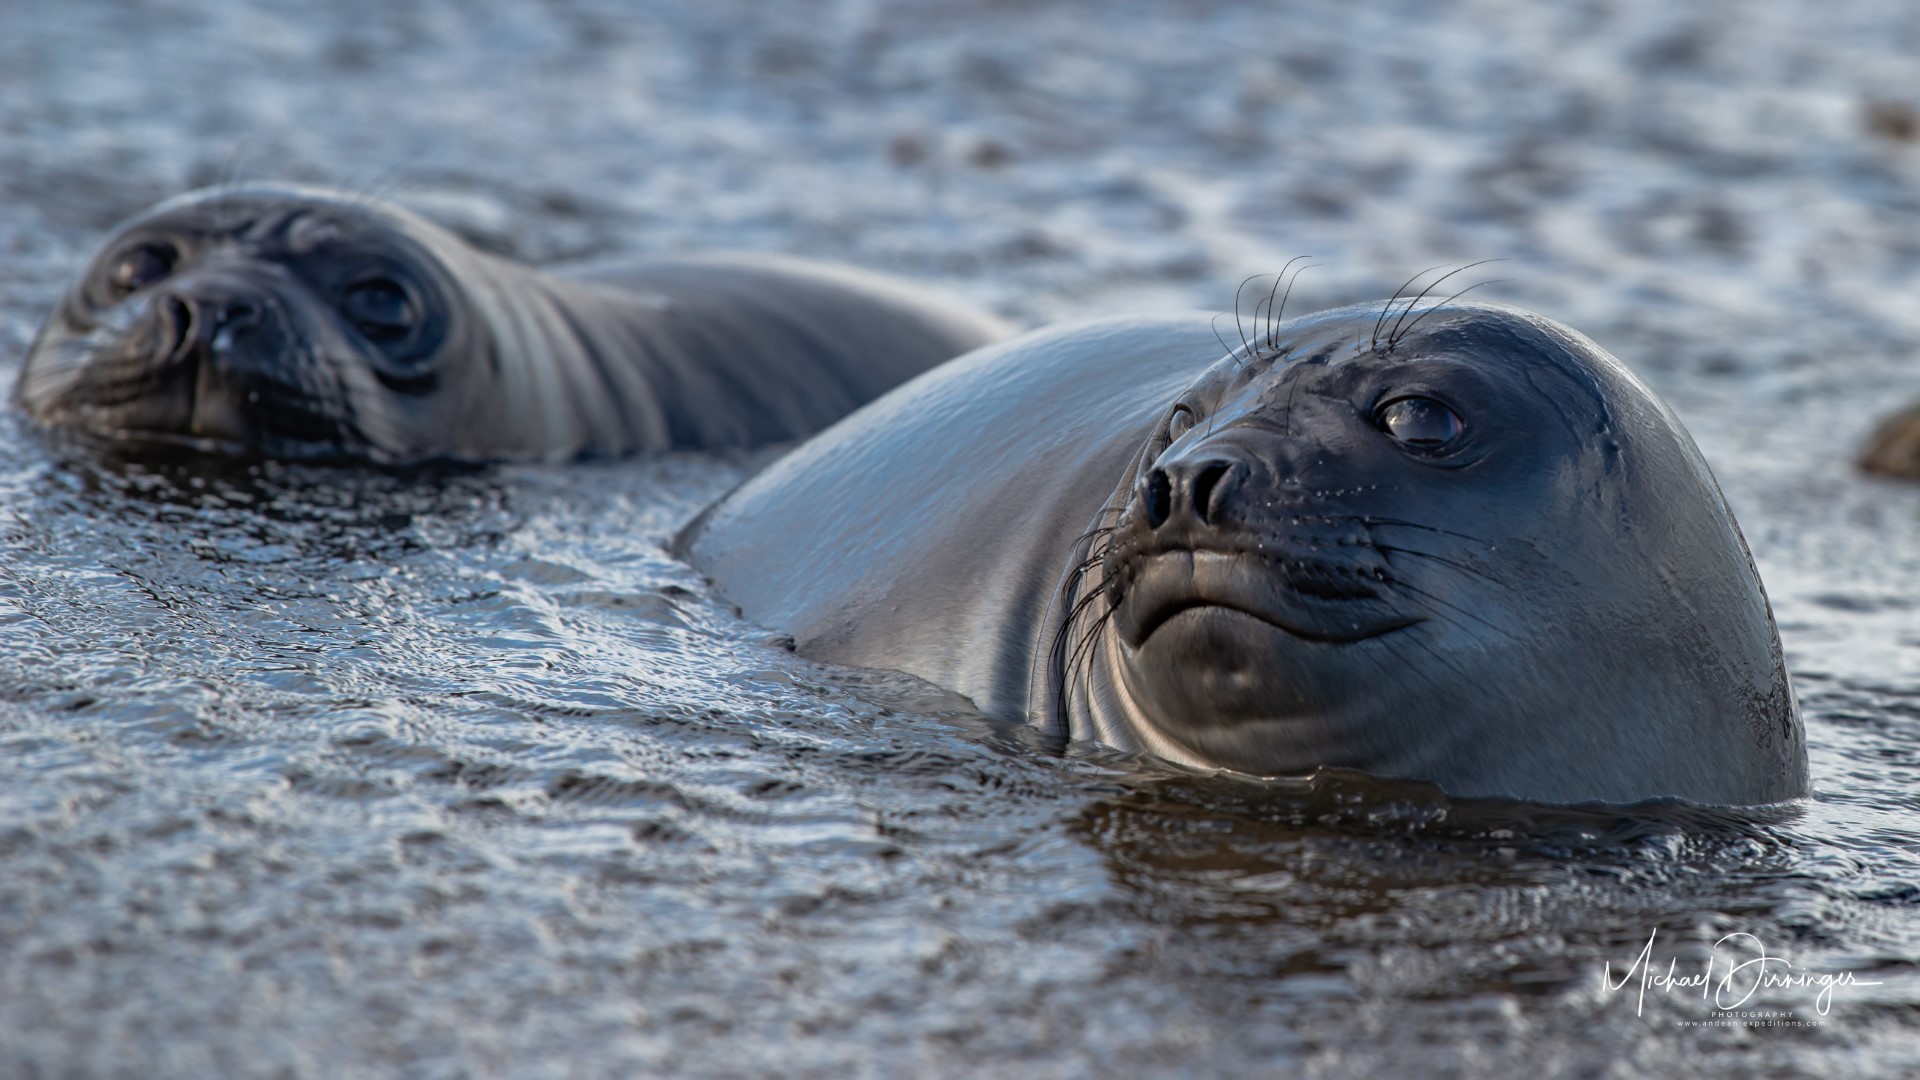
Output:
1377 396 1464 448
341 277 416 342
1167 405 1198 442
108 243 176 295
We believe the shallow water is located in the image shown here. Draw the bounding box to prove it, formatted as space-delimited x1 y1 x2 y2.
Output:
3 1 1919 1076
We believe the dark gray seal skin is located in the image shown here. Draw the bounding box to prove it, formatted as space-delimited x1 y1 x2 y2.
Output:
15 183 1011 464
678 300 1809 806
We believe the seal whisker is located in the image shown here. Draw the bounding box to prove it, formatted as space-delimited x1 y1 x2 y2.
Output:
1370 541 1507 587
1354 516 1493 547
1062 540 1117 610
1379 577 1511 639
1061 605 1102 709
1268 257 1315 354
1232 274 1264 361
1390 277 1514 348
1063 520 1123 569
1067 522 1122 550
1208 313 1240 366
350 167 419 217
1376 626 1482 706
210 143 262 233
1385 259 1507 350
1258 270 1287 357
1255 257 1310 357
1058 549 1114 588
1343 629 1445 706
1044 504 1126 723
1071 605 1121 723
1391 261 1486 336
1373 264 1447 352
1056 572 1117 722
1030 495 1131 718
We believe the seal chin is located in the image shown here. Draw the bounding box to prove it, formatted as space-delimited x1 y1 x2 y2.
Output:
1112 601 1389 776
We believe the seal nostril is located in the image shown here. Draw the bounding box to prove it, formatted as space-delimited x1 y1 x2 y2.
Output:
1193 461 1231 524
158 295 196 359
1145 469 1172 528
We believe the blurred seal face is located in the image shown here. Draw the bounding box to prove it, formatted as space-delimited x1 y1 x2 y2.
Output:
17 186 472 459
1066 302 1806 804
16 183 1012 465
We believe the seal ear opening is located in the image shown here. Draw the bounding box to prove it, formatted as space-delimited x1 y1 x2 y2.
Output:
1858 403 1920 479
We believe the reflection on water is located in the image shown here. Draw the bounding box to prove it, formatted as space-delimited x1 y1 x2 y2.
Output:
1078 770 1801 988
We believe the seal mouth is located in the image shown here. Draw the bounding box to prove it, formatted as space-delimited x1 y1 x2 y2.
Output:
62 361 354 447
1112 549 1421 648
30 321 365 454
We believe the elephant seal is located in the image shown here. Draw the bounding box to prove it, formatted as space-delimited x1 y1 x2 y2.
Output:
679 299 1808 806
16 183 1010 464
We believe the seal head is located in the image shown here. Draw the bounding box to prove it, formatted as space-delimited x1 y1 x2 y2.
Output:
17 185 482 460
1057 301 1805 804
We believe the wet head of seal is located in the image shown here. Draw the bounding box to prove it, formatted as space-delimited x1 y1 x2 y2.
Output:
1056 301 1805 805
18 186 470 457
17 183 1009 464
681 299 1807 807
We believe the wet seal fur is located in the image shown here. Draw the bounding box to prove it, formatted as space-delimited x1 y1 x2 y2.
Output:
678 299 1808 805
16 183 1010 464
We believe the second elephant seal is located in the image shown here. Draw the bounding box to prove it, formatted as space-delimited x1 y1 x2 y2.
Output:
16 183 1010 464
679 299 1808 806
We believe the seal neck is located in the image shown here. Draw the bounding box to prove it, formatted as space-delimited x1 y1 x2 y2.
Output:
459 259 677 460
